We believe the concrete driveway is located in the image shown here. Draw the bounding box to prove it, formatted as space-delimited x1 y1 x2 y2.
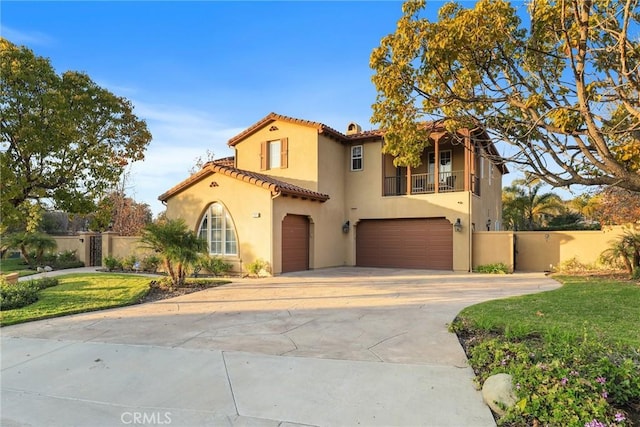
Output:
1 267 560 427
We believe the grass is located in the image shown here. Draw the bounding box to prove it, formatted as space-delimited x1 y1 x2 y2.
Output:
0 273 151 326
0 258 37 277
456 275 640 348
452 274 640 426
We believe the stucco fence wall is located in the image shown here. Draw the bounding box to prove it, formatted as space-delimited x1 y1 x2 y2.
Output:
473 225 638 272
51 233 153 267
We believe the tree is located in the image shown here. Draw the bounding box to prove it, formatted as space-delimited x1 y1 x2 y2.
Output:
502 179 564 230
588 187 640 225
371 0 640 192
90 191 152 236
139 219 206 289
0 38 152 230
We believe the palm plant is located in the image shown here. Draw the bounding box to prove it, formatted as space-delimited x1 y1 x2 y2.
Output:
600 231 640 276
139 219 206 288
6 232 57 267
502 179 563 230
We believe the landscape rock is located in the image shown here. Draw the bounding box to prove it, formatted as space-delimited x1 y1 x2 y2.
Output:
482 373 517 416
43 266 53 272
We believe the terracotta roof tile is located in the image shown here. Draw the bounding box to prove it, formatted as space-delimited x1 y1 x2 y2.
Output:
212 156 235 167
158 162 329 202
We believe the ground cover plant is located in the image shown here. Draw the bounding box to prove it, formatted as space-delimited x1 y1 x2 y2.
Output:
451 275 640 426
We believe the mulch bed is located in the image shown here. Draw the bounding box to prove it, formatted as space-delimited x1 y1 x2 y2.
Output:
137 279 230 304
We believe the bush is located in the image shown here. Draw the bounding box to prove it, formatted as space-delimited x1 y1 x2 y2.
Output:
468 335 640 426
141 255 161 273
557 256 599 274
31 277 59 290
197 255 232 276
246 259 270 277
103 256 122 272
1 281 39 310
475 263 510 274
121 255 138 271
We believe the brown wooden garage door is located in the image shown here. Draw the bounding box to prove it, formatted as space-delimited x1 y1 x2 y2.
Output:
356 218 453 270
282 214 310 273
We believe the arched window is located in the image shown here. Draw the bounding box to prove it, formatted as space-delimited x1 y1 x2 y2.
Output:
198 203 238 256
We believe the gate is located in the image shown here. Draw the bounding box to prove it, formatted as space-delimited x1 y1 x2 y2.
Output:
513 234 518 271
89 235 102 267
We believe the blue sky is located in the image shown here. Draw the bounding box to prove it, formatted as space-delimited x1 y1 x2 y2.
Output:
3 1 539 217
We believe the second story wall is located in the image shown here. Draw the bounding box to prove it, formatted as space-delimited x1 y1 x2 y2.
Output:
472 153 505 231
234 120 320 191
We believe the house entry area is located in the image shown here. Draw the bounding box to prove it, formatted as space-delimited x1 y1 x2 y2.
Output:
282 214 310 273
356 218 453 270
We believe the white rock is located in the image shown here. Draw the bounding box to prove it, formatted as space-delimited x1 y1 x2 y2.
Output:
43 266 53 272
36 267 44 273
482 373 517 416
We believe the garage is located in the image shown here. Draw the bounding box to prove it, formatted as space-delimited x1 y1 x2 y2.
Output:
356 218 453 270
282 214 310 273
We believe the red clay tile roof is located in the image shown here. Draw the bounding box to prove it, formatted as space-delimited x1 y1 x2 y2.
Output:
227 112 352 146
212 156 235 167
158 163 329 203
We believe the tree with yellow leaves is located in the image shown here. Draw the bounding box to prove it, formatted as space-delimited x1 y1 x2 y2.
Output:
371 0 640 191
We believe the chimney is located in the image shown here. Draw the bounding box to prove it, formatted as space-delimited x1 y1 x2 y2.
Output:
346 122 362 135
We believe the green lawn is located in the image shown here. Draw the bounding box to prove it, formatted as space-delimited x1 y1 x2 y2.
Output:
453 275 640 426
0 274 151 326
457 275 640 348
0 258 37 277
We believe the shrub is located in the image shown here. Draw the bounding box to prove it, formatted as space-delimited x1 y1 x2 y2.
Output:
467 335 640 426
1 281 39 310
121 255 138 271
53 250 84 269
103 256 122 272
556 257 598 274
141 254 161 273
31 277 59 290
246 259 270 277
56 250 78 263
475 263 510 274
197 255 232 276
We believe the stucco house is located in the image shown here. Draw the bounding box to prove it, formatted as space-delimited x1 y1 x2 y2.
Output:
159 112 508 274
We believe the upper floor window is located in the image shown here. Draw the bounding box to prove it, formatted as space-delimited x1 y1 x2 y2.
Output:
351 145 363 171
261 138 288 170
269 140 281 168
198 203 238 256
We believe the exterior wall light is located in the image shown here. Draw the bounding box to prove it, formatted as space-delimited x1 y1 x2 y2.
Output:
342 221 350 233
454 218 462 233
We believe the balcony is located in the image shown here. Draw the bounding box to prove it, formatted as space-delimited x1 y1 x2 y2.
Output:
384 170 465 196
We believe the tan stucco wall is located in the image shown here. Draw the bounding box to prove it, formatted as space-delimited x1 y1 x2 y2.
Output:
344 140 473 271
51 236 86 264
472 226 637 272
472 156 504 232
234 120 320 191
272 197 345 274
514 227 632 271
109 236 153 260
164 171 274 274
472 231 514 272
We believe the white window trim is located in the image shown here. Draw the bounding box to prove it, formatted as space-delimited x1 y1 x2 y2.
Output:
351 145 363 171
268 140 281 169
199 204 238 256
